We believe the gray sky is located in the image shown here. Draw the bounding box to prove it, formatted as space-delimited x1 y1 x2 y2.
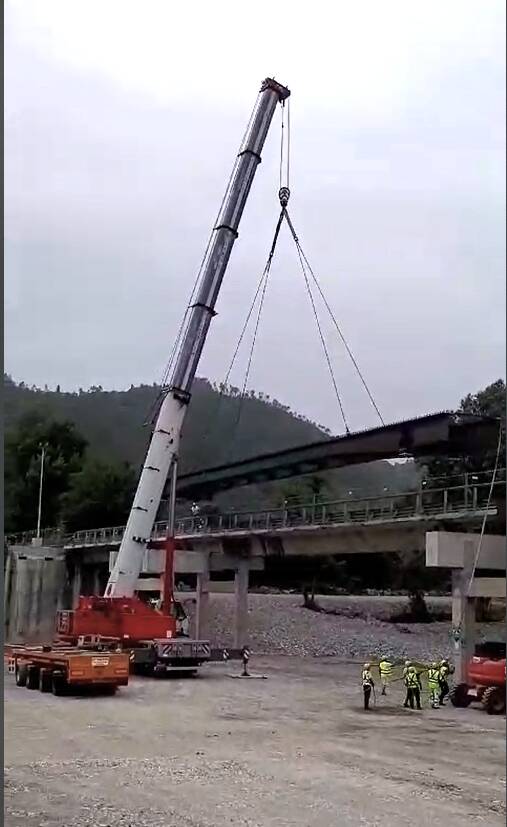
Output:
5 0 506 433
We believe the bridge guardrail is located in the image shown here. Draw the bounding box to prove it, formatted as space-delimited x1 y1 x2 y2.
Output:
7 477 502 549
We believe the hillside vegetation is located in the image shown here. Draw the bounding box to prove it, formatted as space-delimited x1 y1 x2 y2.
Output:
4 375 419 531
5 376 330 473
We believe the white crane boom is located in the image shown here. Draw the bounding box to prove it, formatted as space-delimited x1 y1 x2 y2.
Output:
105 77 290 598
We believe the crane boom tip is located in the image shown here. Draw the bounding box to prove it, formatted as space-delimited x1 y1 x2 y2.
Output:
261 77 291 101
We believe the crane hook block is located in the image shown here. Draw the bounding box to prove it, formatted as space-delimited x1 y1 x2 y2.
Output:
279 187 290 208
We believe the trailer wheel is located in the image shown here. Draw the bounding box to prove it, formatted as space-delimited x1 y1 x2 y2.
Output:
482 686 506 715
15 664 28 687
449 683 471 708
26 664 40 690
132 663 153 677
52 672 67 696
39 668 52 693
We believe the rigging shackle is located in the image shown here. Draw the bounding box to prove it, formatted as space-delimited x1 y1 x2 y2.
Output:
279 187 290 208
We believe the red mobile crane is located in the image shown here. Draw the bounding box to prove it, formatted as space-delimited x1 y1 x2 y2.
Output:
56 78 290 674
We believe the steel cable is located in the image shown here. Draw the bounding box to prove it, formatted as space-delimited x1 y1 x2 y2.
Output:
284 210 384 427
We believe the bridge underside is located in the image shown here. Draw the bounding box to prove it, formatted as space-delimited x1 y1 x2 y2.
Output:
175 412 499 498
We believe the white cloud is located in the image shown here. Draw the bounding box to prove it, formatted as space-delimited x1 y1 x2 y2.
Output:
5 0 506 431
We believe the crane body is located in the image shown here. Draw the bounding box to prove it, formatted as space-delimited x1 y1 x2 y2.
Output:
56 77 290 657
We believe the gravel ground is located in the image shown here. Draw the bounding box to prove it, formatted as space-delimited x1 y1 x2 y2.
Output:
5 657 505 827
182 593 504 662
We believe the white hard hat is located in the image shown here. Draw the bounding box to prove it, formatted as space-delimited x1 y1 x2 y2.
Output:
364 663 370 669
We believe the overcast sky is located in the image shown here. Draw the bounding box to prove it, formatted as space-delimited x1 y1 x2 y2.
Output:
5 0 506 433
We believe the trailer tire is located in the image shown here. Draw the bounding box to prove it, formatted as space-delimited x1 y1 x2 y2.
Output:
449 683 471 708
132 663 153 677
482 686 506 715
26 664 40 690
15 664 28 687
52 672 67 696
39 668 52 693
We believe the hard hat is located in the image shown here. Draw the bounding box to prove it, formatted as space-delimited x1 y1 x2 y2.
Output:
364 663 370 669
432 662 438 668
405 660 411 666
409 666 416 673
440 659 448 666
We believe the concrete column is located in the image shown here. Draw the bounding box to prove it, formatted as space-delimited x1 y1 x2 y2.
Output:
4 548 13 639
93 566 102 597
14 558 29 641
234 560 249 649
72 562 82 608
28 561 44 637
451 541 476 683
195 555 210 640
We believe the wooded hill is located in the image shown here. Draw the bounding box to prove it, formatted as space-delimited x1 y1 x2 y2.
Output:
4 375 419 514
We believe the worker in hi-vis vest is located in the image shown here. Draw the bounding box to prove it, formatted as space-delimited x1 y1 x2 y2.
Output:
378 656 393 696
362 663 375 710
427 663 441 709
438 659 453 705
403 666 422 710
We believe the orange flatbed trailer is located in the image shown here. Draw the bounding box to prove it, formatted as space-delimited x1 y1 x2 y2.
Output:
5 644 130 695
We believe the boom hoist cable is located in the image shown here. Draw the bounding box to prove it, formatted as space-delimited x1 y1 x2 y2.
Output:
143 95 265 431
283 209 385 429
204 95 385 458
200 102 292 450
199 208 285 454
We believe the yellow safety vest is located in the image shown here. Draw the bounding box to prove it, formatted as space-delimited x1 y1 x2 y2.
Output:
379 661 393 679
362 670 373 687
439 665 449 680
405 672 419 689
428 668 439 686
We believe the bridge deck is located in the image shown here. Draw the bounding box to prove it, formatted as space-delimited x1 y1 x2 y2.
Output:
9 478 497 551
175 412 499 498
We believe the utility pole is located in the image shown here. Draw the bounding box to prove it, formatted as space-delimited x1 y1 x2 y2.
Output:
36 443 47 541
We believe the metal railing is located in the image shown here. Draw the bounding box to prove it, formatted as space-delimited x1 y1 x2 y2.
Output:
10 476 495 549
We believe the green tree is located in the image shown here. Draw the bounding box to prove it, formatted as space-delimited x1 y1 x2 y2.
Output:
5 412 87 532
61 460 137 531
418 379 505 483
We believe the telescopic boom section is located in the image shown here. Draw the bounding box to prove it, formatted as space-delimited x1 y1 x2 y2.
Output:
105 78 290 598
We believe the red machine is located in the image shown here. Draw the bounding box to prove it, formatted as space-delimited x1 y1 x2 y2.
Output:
58 595 177 642
55 78 290 657
450 655 506 714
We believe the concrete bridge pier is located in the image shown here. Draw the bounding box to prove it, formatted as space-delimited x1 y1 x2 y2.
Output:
72 562 82 608
426 531 506 683
195 560 210 640
234 560 249 649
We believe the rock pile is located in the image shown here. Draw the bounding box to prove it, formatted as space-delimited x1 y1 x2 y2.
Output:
183 594 502 663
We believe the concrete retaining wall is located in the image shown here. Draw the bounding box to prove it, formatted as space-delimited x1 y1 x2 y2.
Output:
4 547 72 644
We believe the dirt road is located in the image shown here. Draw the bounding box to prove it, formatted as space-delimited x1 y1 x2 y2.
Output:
5 657 505 827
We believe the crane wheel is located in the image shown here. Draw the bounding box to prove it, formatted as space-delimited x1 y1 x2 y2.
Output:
449 683 472 708
39 668 52 693
482 686 506 715
26 664 40 690
15 664 28 687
